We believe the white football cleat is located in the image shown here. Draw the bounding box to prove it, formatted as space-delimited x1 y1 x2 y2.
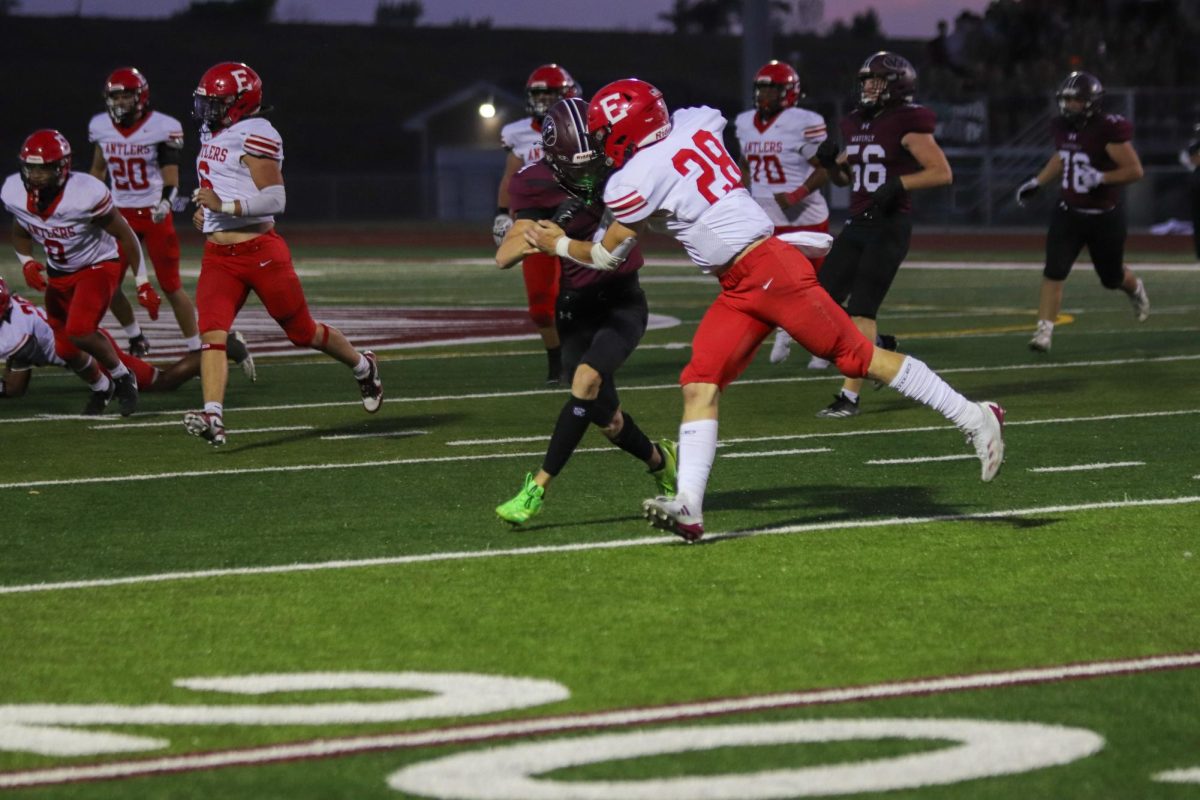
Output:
1129 278 1150 322
1029 321 1053 353
768 330 793 364
642 495 704 542
966 401 1006 482
806 355 831 370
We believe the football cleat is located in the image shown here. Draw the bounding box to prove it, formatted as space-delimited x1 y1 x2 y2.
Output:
965 401 1006 482
226 329 256 382
651 439 678 498
183 411 226 447
768 329 793 364
806 355 831 370
495 472 545 525
1029 321 1053 353
816 393 860 418
128 333 151 357
112 372 139 416
81 382 116 416
357 351 383 413
1129 278 1150 322
642 495 704 542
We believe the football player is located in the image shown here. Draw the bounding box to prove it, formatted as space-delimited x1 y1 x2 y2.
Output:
524 79 1005 541
495 64 581 384
492 97 676 525
3 129 161 417
734 60 832 366
0 275 255 413
186 61 381 447
1183 124 1200 261
89 67 198 357
1016 71 1149 352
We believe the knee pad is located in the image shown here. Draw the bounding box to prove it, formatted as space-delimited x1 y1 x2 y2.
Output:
282 314 319 347
528 303 555 329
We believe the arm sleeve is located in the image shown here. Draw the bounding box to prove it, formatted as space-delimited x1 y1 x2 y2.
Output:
157 142 181 166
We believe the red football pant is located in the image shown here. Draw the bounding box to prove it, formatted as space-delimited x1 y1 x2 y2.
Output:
44 260 122 340
680 237 873 390
53 328 157 388
521 252 560 329
118 207 183 293
196 230 317 345
775 218 830 271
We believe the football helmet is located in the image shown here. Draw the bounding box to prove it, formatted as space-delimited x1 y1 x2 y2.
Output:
0 275 11 317
525 64 580 119
1057 71 1104 126
104 67 149 126
754 61 801 115
19 129 72 205
857 51 917 114
587 78 671 170
542 97 608 203
193 62 263 129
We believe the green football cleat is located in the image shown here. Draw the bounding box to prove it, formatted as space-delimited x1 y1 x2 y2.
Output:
495 472 545 525
651 439 678 498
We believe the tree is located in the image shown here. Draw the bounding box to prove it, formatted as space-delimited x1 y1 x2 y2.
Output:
375 0 423 27
0 0 20 16
172 0 277 24
659 0 791 35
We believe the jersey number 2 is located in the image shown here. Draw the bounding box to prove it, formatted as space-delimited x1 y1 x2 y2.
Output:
672 130 743 204
108 157 150 191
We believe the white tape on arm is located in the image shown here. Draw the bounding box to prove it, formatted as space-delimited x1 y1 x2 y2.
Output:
240 184 286 216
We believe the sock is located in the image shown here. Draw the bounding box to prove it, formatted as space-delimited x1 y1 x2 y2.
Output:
71 355 101 383
204 401 224 416
541 395 594 476
840 388 860 403
888 356 981 430
352 354 371 380
108 362 130 379
122 322 142 339
677 418 718 514
610 411 654 464
89 374 112 392
185 335 202 352
546 346 562 379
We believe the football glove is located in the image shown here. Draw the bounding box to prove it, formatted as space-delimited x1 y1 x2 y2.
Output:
1076 164 1104 191
869 176 904 214
1015 177 1040 207
150 198 172 223
815 138 841 170
137 282 161 321
492 213 513 247
22 259 47 292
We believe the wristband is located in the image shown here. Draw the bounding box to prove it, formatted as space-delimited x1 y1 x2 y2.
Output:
554 236 572 258
162 185 179 203
786 186 811 205
220 200 237 215
15 251 33 266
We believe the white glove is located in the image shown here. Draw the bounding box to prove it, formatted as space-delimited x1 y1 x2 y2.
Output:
1179 148 1197 170
1076 164 1104 191
1015 177 1040 207
150 198 172 223
492 213 513 247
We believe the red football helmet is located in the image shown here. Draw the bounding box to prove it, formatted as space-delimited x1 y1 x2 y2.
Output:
104 67 149 126
193 62 263 129
19 129 72 203
857 51 917 113
754 61 801 115
587 79 672 170
525 64 580 118
0 275 11 317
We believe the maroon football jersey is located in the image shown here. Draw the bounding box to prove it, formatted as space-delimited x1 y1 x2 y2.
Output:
507 161 644 290
1050 113 1133 211
839 104 937 216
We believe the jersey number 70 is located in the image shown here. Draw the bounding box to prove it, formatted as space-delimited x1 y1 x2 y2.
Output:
671 130 743 204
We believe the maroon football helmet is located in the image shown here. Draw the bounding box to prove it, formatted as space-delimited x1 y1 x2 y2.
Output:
754 61 801 115
542 97 607 202
104 67 150 127
587 78 672 170
525 64 580 119
193 62 263 129
0 275 11 318
19 129 72 205
1057 71 1104 126
857 51 917 114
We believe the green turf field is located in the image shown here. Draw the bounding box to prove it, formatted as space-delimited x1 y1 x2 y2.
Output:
1 235 1197 798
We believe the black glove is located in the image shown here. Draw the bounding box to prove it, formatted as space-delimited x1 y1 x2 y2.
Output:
815 138 841 171
869 176 905 214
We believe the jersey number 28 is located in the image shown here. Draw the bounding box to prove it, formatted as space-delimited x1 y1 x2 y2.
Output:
672 130 743 204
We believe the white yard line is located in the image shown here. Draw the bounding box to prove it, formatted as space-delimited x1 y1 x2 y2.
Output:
867 454 978 465
319 431 428 441
0 650 1197 789
721 448 832 459
1028 461 1145 473
1 495 1196 596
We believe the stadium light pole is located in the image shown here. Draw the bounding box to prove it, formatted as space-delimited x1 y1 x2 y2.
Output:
742 0 771 110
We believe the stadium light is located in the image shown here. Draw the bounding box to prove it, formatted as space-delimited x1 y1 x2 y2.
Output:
479 101 496 119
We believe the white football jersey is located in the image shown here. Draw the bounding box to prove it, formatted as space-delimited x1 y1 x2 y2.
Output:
0 295 61 370
196 117 284 233
604 107 773 271
500 117 543 165
87 110 184 208
1 172 118 272
734 107 828 227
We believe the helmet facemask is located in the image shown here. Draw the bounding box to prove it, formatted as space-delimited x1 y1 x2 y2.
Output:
193 93 235 129
20 160 69 210
105 90 141 126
